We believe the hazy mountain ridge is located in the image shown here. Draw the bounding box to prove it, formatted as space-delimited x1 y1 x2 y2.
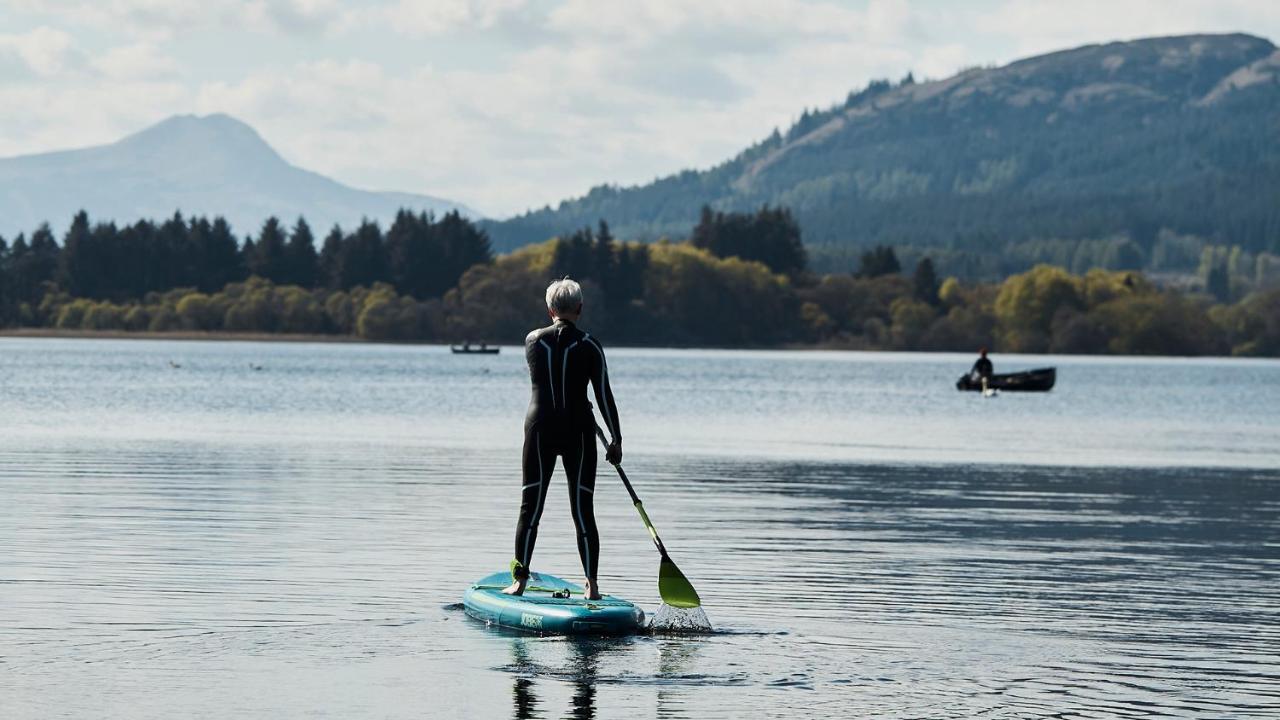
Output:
486 33 1280 269
0 114 477 239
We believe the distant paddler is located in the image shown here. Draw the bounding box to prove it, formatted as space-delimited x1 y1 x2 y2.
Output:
504 277 623 601
970 347 994 393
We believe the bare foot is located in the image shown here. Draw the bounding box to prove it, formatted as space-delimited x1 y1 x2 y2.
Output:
502 577 527 595
584 579 602 601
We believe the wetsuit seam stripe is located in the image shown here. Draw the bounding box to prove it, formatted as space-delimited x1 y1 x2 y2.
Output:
562 340 580 411
575 432 589 578
542 338 558 407
523 430 544 567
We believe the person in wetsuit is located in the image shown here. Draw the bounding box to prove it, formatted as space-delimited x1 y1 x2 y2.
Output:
504 277 622 600
971 347 994 385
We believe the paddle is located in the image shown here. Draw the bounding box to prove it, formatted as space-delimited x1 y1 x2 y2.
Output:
593 424 701 609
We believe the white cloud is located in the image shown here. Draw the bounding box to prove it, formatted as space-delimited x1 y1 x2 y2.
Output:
0 26 83 77
7 0 350 39
92 43 179 80
2 0 1279 216
240 0 348 35
546 0 865 51
378 0 527 36
178 1 931 213
980 0 1280 60
11 0 536 39
193 59 546 210
8 0 208 40
914 43 975 80
0 79 190 158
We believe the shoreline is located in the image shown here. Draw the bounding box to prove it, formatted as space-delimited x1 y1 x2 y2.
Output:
0 328 371 344
0 328 1275 361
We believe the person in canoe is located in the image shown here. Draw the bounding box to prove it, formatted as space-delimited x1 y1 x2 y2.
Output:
504 277 623 601
970 347 994 389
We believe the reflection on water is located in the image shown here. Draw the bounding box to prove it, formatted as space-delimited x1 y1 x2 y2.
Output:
570 641 598 720
510 639 541 719
1 339 1279 718
655 638 703 720
505 637 630 720
501 635 720 720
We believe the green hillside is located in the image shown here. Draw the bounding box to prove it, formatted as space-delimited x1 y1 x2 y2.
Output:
486 33 1280 279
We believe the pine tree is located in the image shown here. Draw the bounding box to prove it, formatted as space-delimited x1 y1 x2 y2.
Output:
437 210 491 295
286 217 318 288
387 209 431 298
7 234 29 305
27 224 59 302
913 257 940 305
318 225 344 290
858 245 901 278
339 220 389 289
249 217 289 283
0 235 8 322
153 212 187 294
594 219 616 286
1207 262 1230 301
690 205 806 276
240 237 256 279
206 217 244 291
57 211 94 297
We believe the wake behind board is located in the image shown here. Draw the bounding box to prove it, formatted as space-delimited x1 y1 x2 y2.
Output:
463 571 645 635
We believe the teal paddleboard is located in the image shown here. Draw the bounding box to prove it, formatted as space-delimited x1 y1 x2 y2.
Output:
463 571 645 635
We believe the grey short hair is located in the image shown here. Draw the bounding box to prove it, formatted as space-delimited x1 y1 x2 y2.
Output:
545 277 583 315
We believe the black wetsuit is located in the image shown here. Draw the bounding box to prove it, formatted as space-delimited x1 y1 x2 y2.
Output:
514 319 621 581
971 356 993 379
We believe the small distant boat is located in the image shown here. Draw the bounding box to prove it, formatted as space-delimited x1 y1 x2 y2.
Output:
957 367 1056 392
451 343 500 355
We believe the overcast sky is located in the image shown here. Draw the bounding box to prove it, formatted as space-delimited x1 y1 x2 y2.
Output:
1 0 1277 217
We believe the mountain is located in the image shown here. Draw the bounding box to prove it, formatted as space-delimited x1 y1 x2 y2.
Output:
0 114 478 239
486 33 1280 274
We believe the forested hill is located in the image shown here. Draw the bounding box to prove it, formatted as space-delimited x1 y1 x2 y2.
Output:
486 33 1280 277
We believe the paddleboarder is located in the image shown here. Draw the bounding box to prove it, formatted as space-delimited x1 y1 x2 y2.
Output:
505 277 622 601
970 348 993 379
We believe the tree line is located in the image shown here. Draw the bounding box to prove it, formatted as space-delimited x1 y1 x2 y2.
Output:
0 208 490 325
1 207 1277 356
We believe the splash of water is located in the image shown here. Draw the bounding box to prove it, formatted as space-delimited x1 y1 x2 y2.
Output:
649 603 714 633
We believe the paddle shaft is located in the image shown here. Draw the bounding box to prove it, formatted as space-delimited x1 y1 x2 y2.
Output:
593 424 671 559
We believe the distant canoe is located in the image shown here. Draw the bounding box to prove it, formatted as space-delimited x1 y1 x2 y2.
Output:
451 345 500 355
957 367 1056 392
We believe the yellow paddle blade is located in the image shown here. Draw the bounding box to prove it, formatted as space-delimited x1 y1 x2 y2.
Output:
658 557 701 608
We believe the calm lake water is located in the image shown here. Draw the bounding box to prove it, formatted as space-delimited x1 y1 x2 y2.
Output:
2 338 1278 718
